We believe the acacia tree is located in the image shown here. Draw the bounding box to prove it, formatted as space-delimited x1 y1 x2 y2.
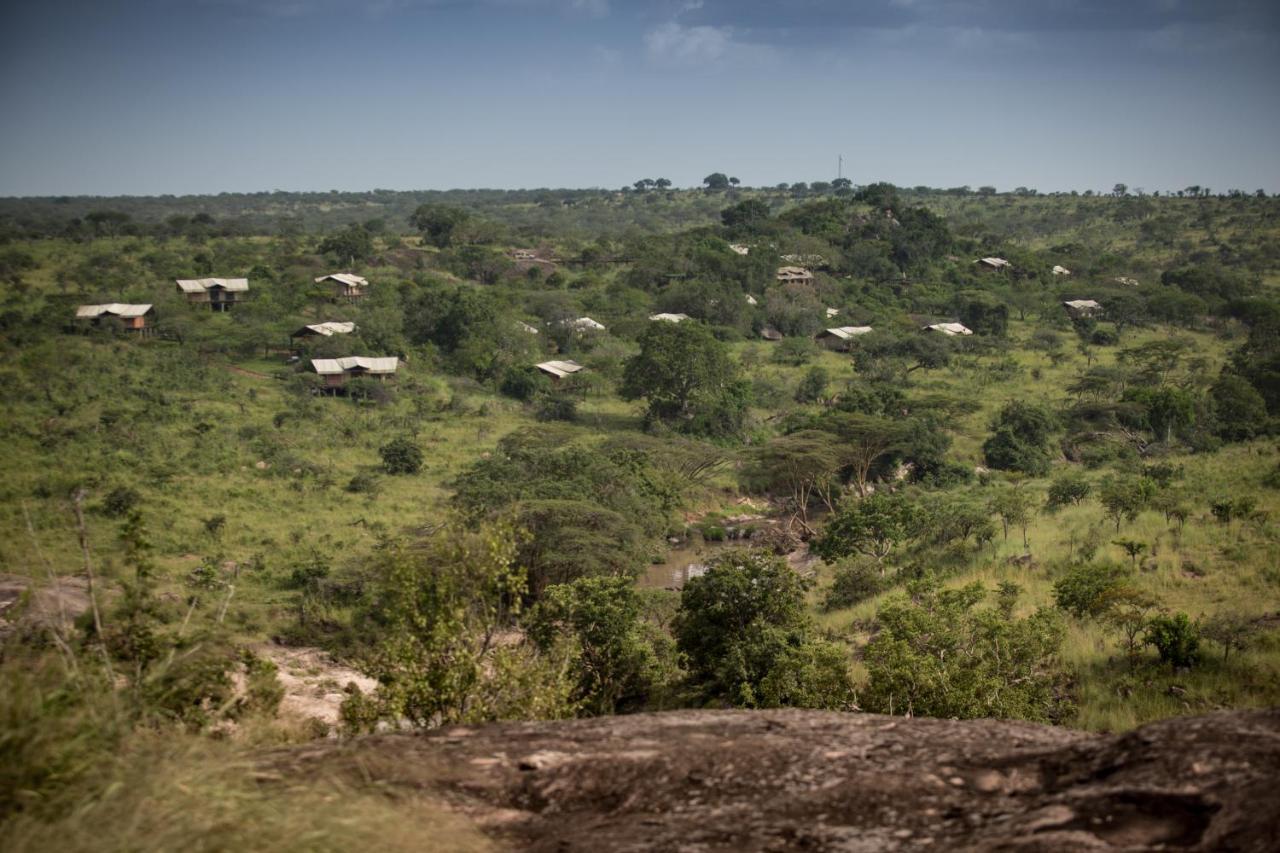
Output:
620 321 748 438
821 413 907 497
743 431 844 531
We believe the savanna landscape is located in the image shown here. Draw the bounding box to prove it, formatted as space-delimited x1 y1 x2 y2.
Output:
2 178 1279 849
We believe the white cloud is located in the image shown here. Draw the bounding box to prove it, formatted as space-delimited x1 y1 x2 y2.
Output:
568 0 609 17
645 20 733 64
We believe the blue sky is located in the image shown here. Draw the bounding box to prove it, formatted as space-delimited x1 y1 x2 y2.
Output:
1 0 1277 195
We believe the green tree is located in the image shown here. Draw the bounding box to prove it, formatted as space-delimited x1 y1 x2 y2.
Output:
1098 475 1154 531
721 199 771 231
346 523 576 729
702 172 730 191
408 203 471 248
526 576 674 715
674 549 852 708
1144 613 1201 669
862 581 1067 721
1046 471 1091 510
621 321 748 438
794 366 828 404
812 492 920 570
1052 562 1130 619
988 484 1036 548
982 401 1057 475
1210 374 1271 441
318 225 374 265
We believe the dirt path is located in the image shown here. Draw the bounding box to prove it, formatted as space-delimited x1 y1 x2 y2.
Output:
255 644 377 731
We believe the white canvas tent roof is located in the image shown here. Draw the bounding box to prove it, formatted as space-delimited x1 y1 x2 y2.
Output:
977 257 1010 269
535 360 584 378
924 322 973 336
819 326 873 340
176 277 249 293
294 322 356 337
315 273 368 287
311 356 398 375
649 313 690 322
1063 299 1101 311
75 303 152 319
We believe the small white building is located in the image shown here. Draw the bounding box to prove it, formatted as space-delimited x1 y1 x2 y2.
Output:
924 322 973 336
535 360 584 380
776 266 814 285
176 278 249 311
315 273 369 299
1063 299 1102 317
292 321 356 338
311 356 399 388
75 303 154 331
976 257 1011 271
817 326 873 350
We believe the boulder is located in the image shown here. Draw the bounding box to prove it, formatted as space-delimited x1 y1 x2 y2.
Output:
268 708 1280 851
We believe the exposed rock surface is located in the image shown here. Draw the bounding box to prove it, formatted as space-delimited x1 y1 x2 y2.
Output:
272 708 1280 852
0 573 90 643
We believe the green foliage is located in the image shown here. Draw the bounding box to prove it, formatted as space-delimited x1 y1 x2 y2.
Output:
1210 373 1271 441
812 492 921 565
1046 471 1092 510
1053 562 1131 619
526 576 675 715
823 557 885 610
348 523 576 728
408 203 471 247
100 486 142 518
1144 613 1201 669
1210 495 1257 523
983 400 1057 475
317 224 374 263
674 549 852 708
1098 474 1155 531
862 581 1067 721
378 436 423 475
794 366 828 403
621 321 748 438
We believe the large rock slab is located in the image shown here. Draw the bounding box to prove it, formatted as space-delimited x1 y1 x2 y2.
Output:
271 708 1280 851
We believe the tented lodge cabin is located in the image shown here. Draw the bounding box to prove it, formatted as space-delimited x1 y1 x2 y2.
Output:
316 273 369 301
816 325 873 351
176 278 248 311
75 303 154 333
311 356 399 390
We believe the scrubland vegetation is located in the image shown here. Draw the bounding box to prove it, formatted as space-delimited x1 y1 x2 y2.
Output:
2 181 1278 847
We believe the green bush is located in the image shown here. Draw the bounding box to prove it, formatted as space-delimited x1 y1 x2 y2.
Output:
379 436 423 475
824 558 884 610
1144 612 1201 668
1052 562 1131 619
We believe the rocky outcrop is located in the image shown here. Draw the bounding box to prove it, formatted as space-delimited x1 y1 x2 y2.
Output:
272 708 1280 851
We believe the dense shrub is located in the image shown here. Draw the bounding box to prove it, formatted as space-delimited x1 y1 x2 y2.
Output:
379 436 423 475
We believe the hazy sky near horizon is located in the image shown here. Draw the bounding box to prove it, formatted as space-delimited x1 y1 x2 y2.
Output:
1 0 1277 196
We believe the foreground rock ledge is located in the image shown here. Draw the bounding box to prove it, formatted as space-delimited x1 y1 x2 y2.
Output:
272 708 1280 852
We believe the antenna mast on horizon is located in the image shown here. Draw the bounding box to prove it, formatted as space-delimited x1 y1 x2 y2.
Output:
838 154 843 180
